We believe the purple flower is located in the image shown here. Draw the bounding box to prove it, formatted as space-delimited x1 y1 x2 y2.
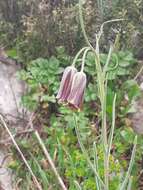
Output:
67 71 87 110
56 66 77 102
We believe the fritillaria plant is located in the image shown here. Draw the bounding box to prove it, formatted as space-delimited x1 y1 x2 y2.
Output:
56 47 89 111
56 0 138 190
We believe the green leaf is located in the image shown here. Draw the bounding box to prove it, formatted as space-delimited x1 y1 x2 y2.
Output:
119 61 131 67
6 48 17 59
117 67 130 76
86 52 95 65
123 80 141 100
49 56 59 69
41 95 56 103
100 53 108 65
107 72 117 80
56 46 65 54
120 128 135 144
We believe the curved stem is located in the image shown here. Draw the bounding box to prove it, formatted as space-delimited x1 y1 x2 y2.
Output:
78 2 125 190
78 1 107 189
72 46 89 66
81 47 91 72
98 19 124 41
106 54 119 72
79 0 94 51
78 0 103 104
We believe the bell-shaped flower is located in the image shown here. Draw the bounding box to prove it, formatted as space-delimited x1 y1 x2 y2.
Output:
67 71 86 110
56 66 77 102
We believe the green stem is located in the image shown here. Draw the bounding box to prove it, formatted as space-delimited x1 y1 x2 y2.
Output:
119 136 137 190
98 19 124 41
78 1 108 189
79 0 93 51
107 94 116 158
127 176 133 190
93 142 102 190
74 114 105 189
78 2 125 190
81 47 91 72
78 0 103 105
101 84 108 190
106 93 117 186
72 46 89 66
103 46 113 76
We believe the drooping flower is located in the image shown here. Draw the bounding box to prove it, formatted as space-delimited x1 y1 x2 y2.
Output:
67 71 87 110
56 66 77 102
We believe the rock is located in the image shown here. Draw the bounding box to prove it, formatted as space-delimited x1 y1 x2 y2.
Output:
0 61 28 189
0 151 13 190
0 62 27 119
130 97 143 134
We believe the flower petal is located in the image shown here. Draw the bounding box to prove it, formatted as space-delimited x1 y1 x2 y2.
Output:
67 71 86 110
56 66 77 102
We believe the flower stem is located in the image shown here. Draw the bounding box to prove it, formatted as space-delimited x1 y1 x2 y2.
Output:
79 0 94 51
119 136 137 190
81 47 90 72
74 114 105 189
72 46 88 66
78 1 125 190
78 0 108 189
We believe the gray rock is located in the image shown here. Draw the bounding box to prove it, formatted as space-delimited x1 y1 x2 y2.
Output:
0 61 28 189
0 62 27 119
130 98 143 134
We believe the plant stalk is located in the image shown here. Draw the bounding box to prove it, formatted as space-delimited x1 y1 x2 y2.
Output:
78 1 125 189
34 131 67 190
72 46 89 66
78 0 108 189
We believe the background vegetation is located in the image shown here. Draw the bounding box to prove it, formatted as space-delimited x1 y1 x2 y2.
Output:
0 0 143 189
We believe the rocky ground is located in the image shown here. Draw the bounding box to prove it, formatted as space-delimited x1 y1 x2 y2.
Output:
0 61 27 190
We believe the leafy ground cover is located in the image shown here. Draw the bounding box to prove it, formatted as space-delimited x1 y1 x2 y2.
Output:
0 1 143 190
3 45 142 189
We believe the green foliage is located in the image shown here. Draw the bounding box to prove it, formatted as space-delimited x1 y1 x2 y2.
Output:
10 109 123 189
1 0 143 189
13 47 141 189
6 48 18 59
18 48 136 117
0 21 14 47
122 80 141 101
19 57 62 110
100 51 136 80
1 0 143 59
